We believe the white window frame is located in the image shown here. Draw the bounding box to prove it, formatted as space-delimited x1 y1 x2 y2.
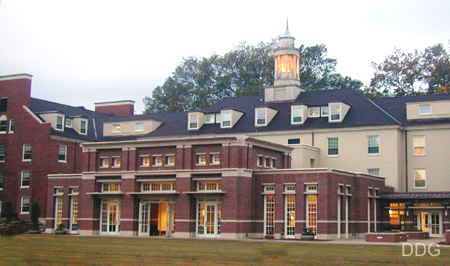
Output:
135 123 144 132
23 144 32 161
0 145 5 163
188 113 199 130
368 168 380 176
205 114 215 124
140 156 150 167
56 115 64 131
330 104 341 122
306 194 317 234
58 145 67 162
210 153 220 165
291 106 303 124
327 138 339 156
414 169 426 188
221 111 232 128
165 155 175 166
100 157 110 168
80 120 88 135
196 154 207 165
21 196 30 214
321 107 329 117
309 107 320 118
367 135 380 155
102 183 121 192
215 113 221 123
419 104 431 115
65 119 73 128
255 108 267 126
271 158 276 169
9 119 14 133
0 173 4 191
257 155 264 167
112 124 121 133
413 136 425 155
112 157 121 168
0 120 7 133
153 155 163 166
21 170 30 188
197 181 222 191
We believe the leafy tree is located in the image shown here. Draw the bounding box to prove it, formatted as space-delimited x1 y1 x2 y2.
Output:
143 41 362 113
365 44 450 97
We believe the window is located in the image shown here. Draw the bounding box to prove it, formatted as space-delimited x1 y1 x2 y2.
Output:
414 169 426 188
285 194 296 236
9 119 14 133
0 145 4 162
256 109 266 126
257 156 264 167
215 113 221 123
21 196 30 213
0 98 7 112
210 154 220 165
205 114 215 124
330 105 341 121
309 107 320 117
271 158 276 169
56 116 64 131
142 182 176 192
23 144 32 161
368 136 380 154
196 154 206 165
419 105 431 115
368 168 380 176
0 120 6 133
264 185 275 192
112 124 121 133
265 195 275 235
306 184 318 193
70 195 79 232
55 187 64 195
80 120 87 135
413 136 425 155
0 201 2 214
288 138 300 145
198 181 222 191
112 157 121 168
140 156 150 167
153 156 163 166
102 183 121 192
59 145 67 162
0 173 3 190
21 171 30 188
135 123 144 132
165 155 175 166
100 157 109 168
327 138 339 156
264 157 270 168
189 113 198 129
222 112 231 127
65 119 72 128
321 107 329 116
291 106 303 124
306 194 317 234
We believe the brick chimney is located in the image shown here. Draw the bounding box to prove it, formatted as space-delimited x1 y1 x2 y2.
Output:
94 100 135 116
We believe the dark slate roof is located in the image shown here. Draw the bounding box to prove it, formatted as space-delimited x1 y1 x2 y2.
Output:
381 192 450 200
30 98 112 141
372 93 450 126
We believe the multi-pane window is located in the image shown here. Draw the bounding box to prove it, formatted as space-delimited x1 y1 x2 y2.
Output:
70 196 79 231
210 154 220 165
288 138 300 145
306 194 317 234
309 107 320 117
0 173 3 190
222 112 231 127
21 171 30 187
9 119 14 133
330 105 341 121
55 196 63 228
368 168 380 176
265 195 275 235
23 144 32 161
419 105 431 115
56 116 64 131
135 123 144 132
0 120 7 133
21 196 30 213
100 157 109 167
142 182 176 192
215 114 221 123
414 169 426 188
112 157 121 168
153 156 163 166
59 145 67 162
65 119 72 128
165 155 175 166
140 156 150 167
327 138 339 156
368 136 380 154
189 114 198 129
196 154 206 165
292 107 303 124
413 136 425 155
205 114 215 124
256 109 266 125
112 124 121 133
80 120 87 135
0 145 5 162
102 183 121 192
198 181 222 191
321 107 329 116
285 195 296 236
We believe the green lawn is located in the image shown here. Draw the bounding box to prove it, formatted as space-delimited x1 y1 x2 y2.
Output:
0 234 448 265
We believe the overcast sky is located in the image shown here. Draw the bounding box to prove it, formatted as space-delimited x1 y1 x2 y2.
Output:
1 0 449 113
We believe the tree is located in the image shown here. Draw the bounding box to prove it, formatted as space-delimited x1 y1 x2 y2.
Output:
365 44 450 97
143 41 362 113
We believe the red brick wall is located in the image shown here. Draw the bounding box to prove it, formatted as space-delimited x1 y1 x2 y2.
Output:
95 104 134 116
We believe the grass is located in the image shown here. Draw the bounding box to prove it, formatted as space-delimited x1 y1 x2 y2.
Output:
0 234 448 265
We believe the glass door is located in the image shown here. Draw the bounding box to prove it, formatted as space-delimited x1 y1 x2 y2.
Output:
101 201 120 235
138 202 150 236
430 212 442 237
197 200 221 237
205 203 216 236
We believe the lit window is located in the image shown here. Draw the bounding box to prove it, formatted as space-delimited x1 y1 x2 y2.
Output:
112 124 121 133
23 144 32 161
21 171 30 187
189 113 198 129
140 156 150 167
196 154 206 165
256 109 266 126
222 112 231 128
330 105 341 121
135 123 144 132
56 116 64 131
142 182 175 192
419 105 431 115
9 119 14 133
205 114 215 124
21 196 30 213
413 136 425 155
321 107 329 117
368 136 380 154
112 157 121 168
80 120 87 135
0 145 4 162
327 138 339 156
291 106 303 124
306 194 317 234
102 183 121 192
59 145 67 162
211 154 220 165
368 168 380 176
414 169 426 188
153 156 163 166
309 107 320 117
198 181 222 191
165 155 175 166
100 157 109 168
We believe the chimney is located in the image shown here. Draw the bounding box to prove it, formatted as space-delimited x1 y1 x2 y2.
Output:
94 100 135 116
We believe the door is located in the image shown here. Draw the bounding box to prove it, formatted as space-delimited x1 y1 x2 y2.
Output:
205 203 216 236
138 202 150 236
101 202 120 235
430 212 442 237
197 200 221 237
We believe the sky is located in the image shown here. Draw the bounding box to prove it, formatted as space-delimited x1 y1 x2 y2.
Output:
0 0 449 114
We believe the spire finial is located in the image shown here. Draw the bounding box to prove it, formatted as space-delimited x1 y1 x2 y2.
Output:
283 17 292 37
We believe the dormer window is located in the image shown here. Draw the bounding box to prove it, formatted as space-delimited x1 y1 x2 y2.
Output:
222 112 231 128
65 119 73 128
205 114 215 124
189 113 198 130
291 106 303 124
80 120 87 135
215 113 221 123
309 108 320 118
112 124 121 133
321 107 329 117
330 105 341 121
419 104 431 115
56 115 64 131
135 123 144 132
256 109 266 126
